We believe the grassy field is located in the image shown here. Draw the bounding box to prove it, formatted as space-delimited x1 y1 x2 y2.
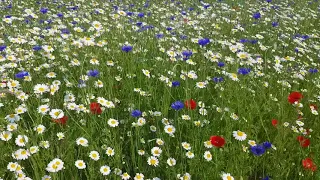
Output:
0 0 320 179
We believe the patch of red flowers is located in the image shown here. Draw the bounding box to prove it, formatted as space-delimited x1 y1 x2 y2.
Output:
271 119 278 127
53 115 68 125
185 99 197 110
210 135 225 148
288 92 303 104
90 102 102 115
297 136 310 148
302 158 317 172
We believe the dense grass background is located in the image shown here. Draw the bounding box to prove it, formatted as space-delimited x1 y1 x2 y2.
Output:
0 0 320 179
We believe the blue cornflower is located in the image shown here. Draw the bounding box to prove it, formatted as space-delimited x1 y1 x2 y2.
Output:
127 12 133 16
0 45 6 51
240 39 248 43
217 62 225 67
263 176 270 180
253 12 261 19
131 110 142 117
309 68 318 73
180 35 188 39
263 141 272 149
250 39 258 44
182 50 193 60
138 12 144 18
266 0 272 2
87 70 99 77
198 38 210 46
68 6 79 11
182 50 193 57
15 71 29 79
122 45 133 53
251 145 266 156
166 27 173 31
156 34 164 39
57 13 63 18
61 28 70 34
203 4 210 9
172 81 180 87
136 22 143 26
238 68 251 75
40 8 48 14
302 35 309 40
213 77 224 83
33 45 42 51
272 22 278 27
171 101 184 110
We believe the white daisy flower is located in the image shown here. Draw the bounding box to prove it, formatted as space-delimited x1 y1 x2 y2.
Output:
76 137 89 147
106 147 115 156
100 165 111 176
108 118 119 127
167 157 176 166
121 172 131 180
164 125 175 135
147 156 159 167
221 173 234 180
233 130 247 141
203 151 212 161
0 131 12 141
75 160 86 169
151 147 162 157
89 151 100 161
46 158 64 173
15 135 28 147
49 109 64 119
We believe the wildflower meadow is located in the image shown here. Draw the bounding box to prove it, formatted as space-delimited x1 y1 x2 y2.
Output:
0 0 320 179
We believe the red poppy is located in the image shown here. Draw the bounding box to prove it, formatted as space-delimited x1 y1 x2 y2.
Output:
300 138 310 148
271 119 278 127
53 115 68 125
297 135 304 142
210 136 225 148
288 92 303 104
302 158 317 172
90 102 102 115
185 99 197 110
297 136 310 148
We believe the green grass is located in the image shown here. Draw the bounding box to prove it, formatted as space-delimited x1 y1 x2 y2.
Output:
0 0 320 179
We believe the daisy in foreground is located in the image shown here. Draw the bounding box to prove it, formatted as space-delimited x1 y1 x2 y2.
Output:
233 130 247 141
46 158 64 172
75 160 86 169
221 172 234 180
